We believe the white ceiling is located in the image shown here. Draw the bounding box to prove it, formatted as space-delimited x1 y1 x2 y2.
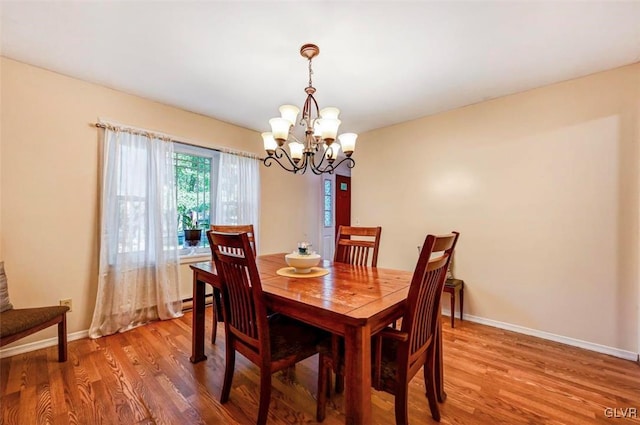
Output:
2 1 639 134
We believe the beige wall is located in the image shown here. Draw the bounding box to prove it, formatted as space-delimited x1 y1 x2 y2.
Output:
0 60 3 262
0 57 320 346
2 55 638 356
353 63 640 353
637 87 640 358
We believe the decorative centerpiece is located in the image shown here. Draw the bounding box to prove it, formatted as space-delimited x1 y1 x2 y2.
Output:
285 252 321 274
285 242 320 273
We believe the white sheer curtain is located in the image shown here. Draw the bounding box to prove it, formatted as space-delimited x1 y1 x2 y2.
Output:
90 128 182 338
214 152 261 249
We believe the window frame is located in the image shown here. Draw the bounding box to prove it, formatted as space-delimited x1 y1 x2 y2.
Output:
174 143 220 257
323 178 333 228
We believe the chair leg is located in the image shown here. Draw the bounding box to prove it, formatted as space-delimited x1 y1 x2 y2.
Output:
330 334 345 394
220 341 235 403
394 382 410 425
317 354 331 422
450 291 455 328
211 289 222 344
57 314 68 362
256 369 272 425
424 347 441 421
211 303 217 344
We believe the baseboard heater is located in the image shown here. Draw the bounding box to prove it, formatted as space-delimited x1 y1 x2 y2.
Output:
181 293 213 312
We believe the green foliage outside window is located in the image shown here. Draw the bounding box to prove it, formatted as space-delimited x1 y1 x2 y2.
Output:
174 152 211 246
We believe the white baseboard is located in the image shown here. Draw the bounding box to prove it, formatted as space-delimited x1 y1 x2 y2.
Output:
442 308 639 362
0 330 89 359
3 313 638 363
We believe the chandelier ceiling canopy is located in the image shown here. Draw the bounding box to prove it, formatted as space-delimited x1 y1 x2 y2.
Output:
261 43 357 175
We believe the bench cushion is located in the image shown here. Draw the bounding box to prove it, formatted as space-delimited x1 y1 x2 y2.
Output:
0 262 13 313
0 306 69 338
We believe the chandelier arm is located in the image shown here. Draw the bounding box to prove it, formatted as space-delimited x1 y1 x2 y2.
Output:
302 93 320 128
311 95 319 118
308 147 328 171
332 157 356 170
278 146 303 170
266 146 312 174
309 163 329 175
272 148 286 160
299 151 311 173
264 155 296 173
264 154 305 174
309 146 343 174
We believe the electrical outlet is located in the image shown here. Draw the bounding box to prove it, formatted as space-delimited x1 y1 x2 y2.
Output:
60 298 72 312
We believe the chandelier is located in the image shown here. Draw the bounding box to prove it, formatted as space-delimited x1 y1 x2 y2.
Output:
261 43 357 175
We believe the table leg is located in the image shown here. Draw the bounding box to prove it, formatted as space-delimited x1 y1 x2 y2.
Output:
449 290 455 328
190 275 207 363
435 315 446 402
344 324 372 425
459 284 464 321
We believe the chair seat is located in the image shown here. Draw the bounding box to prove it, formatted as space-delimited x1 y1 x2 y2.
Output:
0 306 69 338
269 314 329 361
445 278 463 289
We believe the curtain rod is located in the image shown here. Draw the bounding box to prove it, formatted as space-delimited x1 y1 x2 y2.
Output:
93 121 263 160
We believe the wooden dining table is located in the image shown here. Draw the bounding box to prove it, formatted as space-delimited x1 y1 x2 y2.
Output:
189 253 445 425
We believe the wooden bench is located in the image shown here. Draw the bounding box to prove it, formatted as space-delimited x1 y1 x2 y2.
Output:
0 306 70 361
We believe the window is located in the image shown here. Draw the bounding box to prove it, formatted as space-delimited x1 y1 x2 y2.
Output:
174 144 219 254
323 178 332 227
116 143 150 255
105 137 179 264
173 142 261 257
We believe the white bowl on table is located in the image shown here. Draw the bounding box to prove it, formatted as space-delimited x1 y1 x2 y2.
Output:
285 252 321 274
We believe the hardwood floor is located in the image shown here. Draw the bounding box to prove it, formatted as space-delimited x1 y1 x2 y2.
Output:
2 308 639 424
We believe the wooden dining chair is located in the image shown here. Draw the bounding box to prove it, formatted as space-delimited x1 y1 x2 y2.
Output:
208 231 330 425
209 224 256 344
327 225 383 393
333 225 382 267
318 231 459 423
210 224 256 255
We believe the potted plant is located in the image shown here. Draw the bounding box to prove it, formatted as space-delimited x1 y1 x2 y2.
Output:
181 211 202 247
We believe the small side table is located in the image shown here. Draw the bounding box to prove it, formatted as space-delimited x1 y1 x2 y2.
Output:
443 278 464 328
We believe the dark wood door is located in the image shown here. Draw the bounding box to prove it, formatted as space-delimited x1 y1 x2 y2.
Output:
335 175 351 236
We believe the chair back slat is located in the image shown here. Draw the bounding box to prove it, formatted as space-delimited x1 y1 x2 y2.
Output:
402 232 459 363
211 224 256 256
334 226 382 267
208 231 268 354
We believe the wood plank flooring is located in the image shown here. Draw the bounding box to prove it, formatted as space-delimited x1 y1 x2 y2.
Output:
2 308 639 424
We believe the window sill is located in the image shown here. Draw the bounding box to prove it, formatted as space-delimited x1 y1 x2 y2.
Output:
179 252 211 265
